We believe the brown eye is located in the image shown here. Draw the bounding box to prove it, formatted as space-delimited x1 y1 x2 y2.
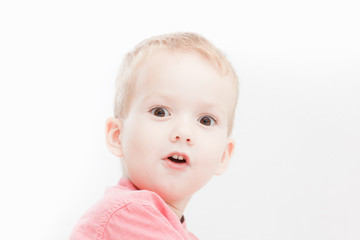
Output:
151 107 170 117
199 116 216 126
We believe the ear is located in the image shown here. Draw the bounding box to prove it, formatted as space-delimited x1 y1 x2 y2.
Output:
214 138 235 175
105 117 124 157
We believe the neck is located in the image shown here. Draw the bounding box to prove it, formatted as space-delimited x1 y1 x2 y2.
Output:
166 203 184 220
165 195 192 221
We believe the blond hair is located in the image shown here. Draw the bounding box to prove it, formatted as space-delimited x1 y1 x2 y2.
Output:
114 32 238 134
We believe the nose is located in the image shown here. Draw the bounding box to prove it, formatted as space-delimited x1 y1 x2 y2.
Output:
169 121 195 146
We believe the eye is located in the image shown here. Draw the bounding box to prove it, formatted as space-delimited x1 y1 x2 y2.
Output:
198 115 216 126
150 107 170 117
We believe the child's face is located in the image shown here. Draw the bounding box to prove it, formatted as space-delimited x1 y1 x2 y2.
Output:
118 50 235 204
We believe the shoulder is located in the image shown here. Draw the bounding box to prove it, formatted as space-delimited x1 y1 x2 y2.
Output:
101 200 184 239
70 184 181 240
102 183 171 219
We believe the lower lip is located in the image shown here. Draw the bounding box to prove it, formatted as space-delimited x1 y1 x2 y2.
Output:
162 159 189 170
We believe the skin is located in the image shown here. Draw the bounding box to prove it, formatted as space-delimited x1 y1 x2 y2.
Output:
106 50 235 220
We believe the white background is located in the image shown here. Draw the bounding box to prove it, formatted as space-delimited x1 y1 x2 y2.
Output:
1 0 359 239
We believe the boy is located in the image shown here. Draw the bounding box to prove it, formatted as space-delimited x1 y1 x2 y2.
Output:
70 32 238 239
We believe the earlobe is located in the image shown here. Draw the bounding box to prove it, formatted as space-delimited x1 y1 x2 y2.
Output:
215 139 235 175
105 117 123 157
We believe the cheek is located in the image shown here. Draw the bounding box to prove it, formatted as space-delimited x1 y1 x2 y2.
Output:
122 122 149 157
121 123 154 182
195 135 227 171
121 118 166 161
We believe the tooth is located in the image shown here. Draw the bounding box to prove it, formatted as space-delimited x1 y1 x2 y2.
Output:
172 154 178 159
178 156 184 160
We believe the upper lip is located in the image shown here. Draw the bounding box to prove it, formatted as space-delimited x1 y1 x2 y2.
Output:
163 152 190 164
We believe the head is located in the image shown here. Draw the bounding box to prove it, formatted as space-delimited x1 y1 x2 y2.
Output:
106 32 239 209
114 32 238 134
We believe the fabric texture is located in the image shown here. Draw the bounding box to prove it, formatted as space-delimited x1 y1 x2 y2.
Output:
70 178 198 240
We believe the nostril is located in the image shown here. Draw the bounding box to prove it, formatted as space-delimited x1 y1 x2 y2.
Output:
172 135 192 144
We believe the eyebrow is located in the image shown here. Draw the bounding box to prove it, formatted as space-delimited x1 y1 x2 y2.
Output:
141 93 174 104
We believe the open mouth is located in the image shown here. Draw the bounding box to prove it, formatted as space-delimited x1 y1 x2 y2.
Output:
162 152 189 170
163 152 190 168
168 154 187 164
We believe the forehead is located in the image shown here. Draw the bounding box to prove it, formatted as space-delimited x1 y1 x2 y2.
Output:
134 50 235 113
138 50 221 86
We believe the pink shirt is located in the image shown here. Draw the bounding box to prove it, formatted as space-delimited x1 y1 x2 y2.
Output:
70 178 198 240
